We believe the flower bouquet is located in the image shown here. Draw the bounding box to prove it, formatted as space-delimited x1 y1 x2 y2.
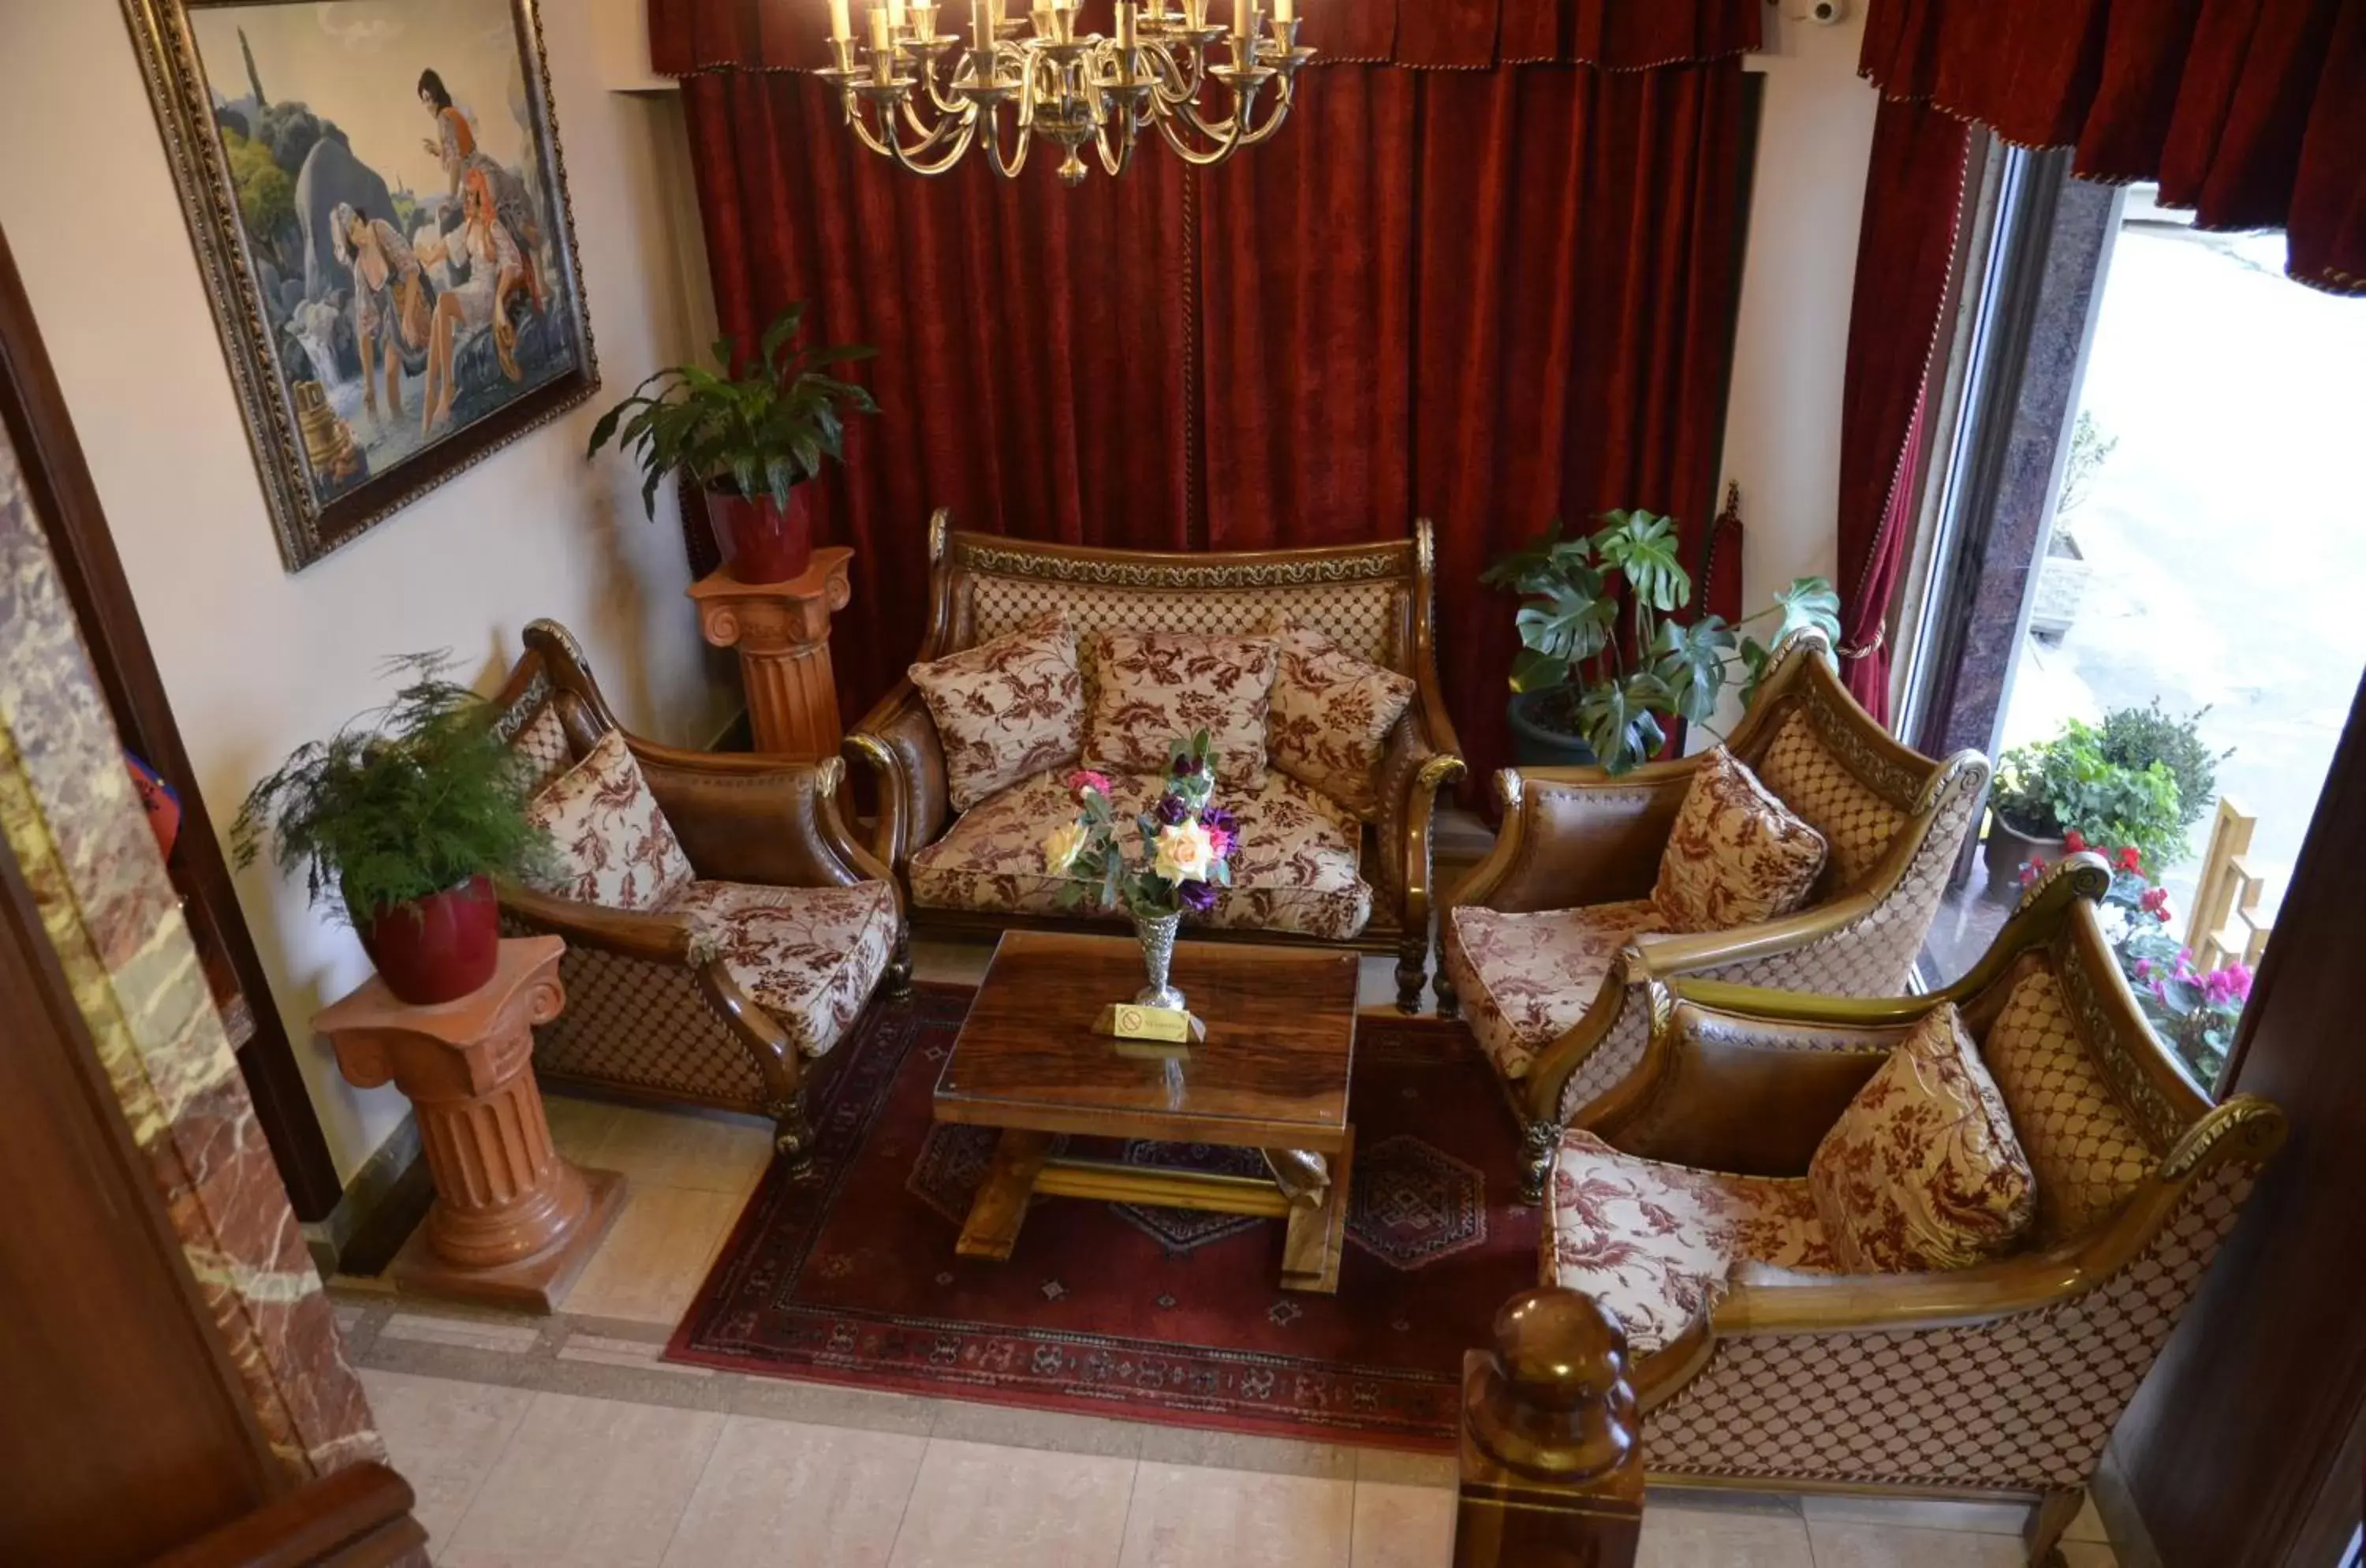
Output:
2019 833 2251 1085
1042 730 1240 1011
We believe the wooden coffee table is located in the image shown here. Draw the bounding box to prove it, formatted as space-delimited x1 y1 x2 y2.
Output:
934 931 1361 1294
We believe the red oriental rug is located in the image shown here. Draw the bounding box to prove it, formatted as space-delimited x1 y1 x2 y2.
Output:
663 984 1539 1449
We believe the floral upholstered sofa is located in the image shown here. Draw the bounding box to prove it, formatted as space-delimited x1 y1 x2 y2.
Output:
489 621 905 1170
845 511 1465 1011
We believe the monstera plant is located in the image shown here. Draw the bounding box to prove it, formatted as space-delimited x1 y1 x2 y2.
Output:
1483 509 1841 774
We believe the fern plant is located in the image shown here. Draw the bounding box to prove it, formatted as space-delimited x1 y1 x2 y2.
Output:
230 654 548 926
587 302 877 518
1483 509 1841 773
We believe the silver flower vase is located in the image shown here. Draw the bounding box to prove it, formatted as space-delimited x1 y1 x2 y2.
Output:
1133 909 1187 1012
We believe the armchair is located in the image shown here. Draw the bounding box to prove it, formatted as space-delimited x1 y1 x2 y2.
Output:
845 511 1466 1010
1437 633 1988 1198
1533 856 2285 1564
487 620 907 1170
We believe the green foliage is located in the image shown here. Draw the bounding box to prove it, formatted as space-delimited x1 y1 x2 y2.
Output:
2098 700 2228 831
1993 719 2186 872
1482 510 1842 774
230 655 550 926
586 302 877 519
220 128 295 245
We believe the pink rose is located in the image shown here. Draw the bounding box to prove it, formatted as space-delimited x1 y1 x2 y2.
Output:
1066 769 1114 801
1207 827 1235 861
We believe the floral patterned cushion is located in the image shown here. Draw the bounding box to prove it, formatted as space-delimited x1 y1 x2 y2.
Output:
909 613 1085 812
1651 748 1828 934
1441 902 1663 1081
1547 1129 1840 1355
909 768 1371 940
1260 614 1415 821
661 879 897 1058
1083 631 1278 788
524 730 695 913
1809 1003 2037 1271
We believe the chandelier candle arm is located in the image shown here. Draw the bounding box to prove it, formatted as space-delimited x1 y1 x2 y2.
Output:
823 0 1309 183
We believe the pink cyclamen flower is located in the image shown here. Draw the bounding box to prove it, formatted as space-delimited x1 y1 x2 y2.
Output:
2017 857 2045 887
2206 963 2254 1006
2116 846 2143 872
1065 769 1114 801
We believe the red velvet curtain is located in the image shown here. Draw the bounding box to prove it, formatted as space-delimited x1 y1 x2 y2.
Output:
1835 95 1970 722
662 1 1760 771
1861 0 2366 295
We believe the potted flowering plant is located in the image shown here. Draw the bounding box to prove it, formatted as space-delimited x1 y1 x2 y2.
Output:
1984 719 2185 901
2017 837 2251 1086
1042 730 1239 1011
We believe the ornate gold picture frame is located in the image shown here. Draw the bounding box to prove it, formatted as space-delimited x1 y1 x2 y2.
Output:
122 0 598 570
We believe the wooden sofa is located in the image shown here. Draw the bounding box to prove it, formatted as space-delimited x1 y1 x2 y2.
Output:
845 510 1466 1011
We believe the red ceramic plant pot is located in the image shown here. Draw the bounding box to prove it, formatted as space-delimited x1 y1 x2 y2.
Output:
355 874 501 1006
705 483 813 584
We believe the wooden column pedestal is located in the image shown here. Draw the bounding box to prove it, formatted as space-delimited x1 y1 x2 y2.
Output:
315 935 625 1312
688 546 854 759
1455 1288 1645 1568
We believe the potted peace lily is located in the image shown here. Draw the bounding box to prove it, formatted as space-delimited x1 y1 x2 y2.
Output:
231 655 549 1006
1483 509 1842 772
1042 731 1239 1011
587 301 875 584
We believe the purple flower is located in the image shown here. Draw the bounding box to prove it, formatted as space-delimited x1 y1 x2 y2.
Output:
1172 754 1204 778
1201 805 1238 838
1177 879 1218 913
1153 792 1189 826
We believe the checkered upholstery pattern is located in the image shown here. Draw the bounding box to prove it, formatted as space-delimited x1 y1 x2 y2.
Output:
1750 711 1911 892
1644 1163 2256 1491
1689 760 1982 999
522 937 773 1108
1982 968 2159 1245
965 575 1404 674
509 701 575 797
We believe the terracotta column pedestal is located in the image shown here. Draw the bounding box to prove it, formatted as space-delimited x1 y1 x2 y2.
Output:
315 935 625 1312
688 545 854 759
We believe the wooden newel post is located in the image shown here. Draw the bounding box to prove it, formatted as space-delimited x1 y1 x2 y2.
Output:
1454 1287 1645 1568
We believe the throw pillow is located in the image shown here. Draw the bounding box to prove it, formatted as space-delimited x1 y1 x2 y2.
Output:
1260 614 1416 819
1808 1003 2038 1272
1084 630 1278 786
909 612 1086 812
524 729 696 912
1650 748 1828 933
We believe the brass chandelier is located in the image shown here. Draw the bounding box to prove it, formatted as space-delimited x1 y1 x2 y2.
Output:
821 0 1314 186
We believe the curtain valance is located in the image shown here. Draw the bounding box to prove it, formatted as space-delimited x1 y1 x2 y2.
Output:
647 0 1760 75
1861 0 2365 293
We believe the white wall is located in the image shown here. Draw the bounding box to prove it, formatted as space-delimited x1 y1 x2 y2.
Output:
1722 9 1881 614
0 0 736 1180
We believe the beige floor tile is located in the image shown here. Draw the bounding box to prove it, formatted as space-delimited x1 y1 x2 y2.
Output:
1636 1504 1815 1568
1806 1520 2028 1568
887 1438 1136 1568
1354 1449 1457 1490
1349 1480 1455 1568
558 1185 745 1325
2068 1493 2110 1543
1801 1493 2030 1535
659 1415 926 1568
545 1093 623 1162
2061 1543 2120 1567
437 1390 723 1567
1119 1462 1353 1568
360 1369 534 1544
588 1105 776 1197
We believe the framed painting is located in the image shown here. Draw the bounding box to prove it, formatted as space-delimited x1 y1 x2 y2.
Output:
123 0 597 570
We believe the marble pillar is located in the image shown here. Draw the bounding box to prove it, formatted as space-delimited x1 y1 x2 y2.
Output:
0 427 381 1480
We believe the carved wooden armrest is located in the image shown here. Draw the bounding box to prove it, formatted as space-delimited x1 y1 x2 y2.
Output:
1371 714 1466 934
1447 761 1699 916
845 680 948 874
497 881 703 965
